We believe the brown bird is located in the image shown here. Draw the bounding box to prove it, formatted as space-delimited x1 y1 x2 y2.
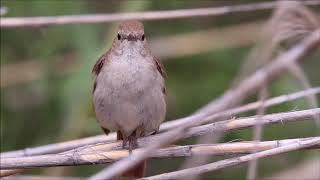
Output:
92 20 166 178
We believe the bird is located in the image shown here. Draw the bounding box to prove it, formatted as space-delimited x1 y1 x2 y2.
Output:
92 20 166 178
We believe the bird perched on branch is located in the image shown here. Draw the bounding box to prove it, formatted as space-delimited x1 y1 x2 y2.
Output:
92 20 166 178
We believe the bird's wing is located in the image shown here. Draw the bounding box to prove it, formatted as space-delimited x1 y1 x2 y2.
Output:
153 56 166 94
92 52 108 93
92 52 108 76
153 56 166 78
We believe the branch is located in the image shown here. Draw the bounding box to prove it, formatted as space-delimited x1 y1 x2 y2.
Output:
288 62 320 125
3 175 81 180
1 108 319 176
0 169 24 177
89 29 320 179
247 86 268 180
140 137 320 180
0 1 319 28
195 29 320 115
87 107 319 179
1 136 319 169
1 87 320 159
59 108 318 155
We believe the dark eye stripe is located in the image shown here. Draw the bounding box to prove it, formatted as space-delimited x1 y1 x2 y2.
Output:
117 33 121 40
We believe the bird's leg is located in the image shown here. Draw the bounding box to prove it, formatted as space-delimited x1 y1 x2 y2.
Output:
117 130 128 149
122 138 129 149
128 130 138 153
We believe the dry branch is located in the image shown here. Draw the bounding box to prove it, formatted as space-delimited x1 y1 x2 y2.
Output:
62 108 320 154
2 90 319 178
0 170 24 178
2 175 81 180
1 136 319 170
234 0 320 131
195 29 320 115
1 100 320 178
247 86 268 180
179 2 320 177
0 134 115 159
1 1 319 28
88 107 320 179
89 29 320 179
1 87 320 159
288 62 320 125
140 137 320 180
234 0 320 85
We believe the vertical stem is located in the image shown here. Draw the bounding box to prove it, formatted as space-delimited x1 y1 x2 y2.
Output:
247 86 268 180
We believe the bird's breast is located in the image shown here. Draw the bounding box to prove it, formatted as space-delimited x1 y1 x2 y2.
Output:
92 54 165 134
95 54 159 99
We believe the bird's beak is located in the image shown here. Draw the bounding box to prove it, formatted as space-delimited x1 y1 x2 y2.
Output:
127 34 137 42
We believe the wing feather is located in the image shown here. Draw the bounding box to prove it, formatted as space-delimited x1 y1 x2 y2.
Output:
92 53 107 76
153 56 166 78
153 57 166 94
92 53 108 93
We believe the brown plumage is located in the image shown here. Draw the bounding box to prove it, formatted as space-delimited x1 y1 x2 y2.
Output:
92 20 166 178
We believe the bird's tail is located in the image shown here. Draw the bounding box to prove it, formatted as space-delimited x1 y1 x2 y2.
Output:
122 160 146 178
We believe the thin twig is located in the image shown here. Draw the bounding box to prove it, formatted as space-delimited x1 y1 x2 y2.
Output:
288 62 320 126
89 29 320 179
1 136 319 170
247 86 268 180
0 108 312 176
63 108 320 155
1 1 319 28
197 0 320 115
0 134 115 159
1 87 319 160
0 170 24 177
140 137 320 180
2 175 82 180
192 29 320 117
87 107 320 179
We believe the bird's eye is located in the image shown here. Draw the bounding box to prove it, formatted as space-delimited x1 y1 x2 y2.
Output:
117 33 121 40
141 34 145 41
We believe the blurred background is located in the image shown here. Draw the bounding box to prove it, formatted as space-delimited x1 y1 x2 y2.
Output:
1 0 319 179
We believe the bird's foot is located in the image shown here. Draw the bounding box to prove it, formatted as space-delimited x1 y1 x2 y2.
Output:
122 138 128 149
128 135 138 153
122 131 138 153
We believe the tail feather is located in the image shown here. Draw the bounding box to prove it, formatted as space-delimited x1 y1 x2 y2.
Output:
122 160 146 178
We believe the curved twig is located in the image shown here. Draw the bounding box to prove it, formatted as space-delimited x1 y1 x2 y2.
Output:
140 137 320 180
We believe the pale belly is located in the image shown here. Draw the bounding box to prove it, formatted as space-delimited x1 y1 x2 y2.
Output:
93 60 166 137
